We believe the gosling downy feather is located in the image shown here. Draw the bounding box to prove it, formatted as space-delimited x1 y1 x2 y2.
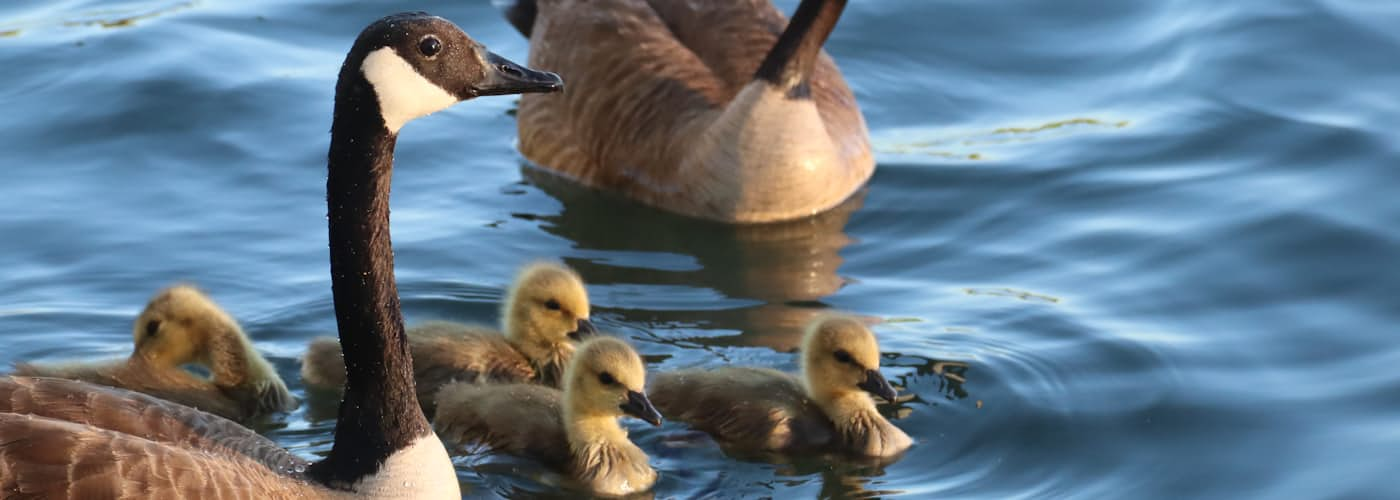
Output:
649 315 912 457
434 336 662 497
502 0 871 223
13 284 296 421
0 12 562 498
301 261 595 408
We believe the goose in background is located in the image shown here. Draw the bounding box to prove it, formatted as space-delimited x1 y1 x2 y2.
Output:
12 284 296 421
499 0 871 223
0 12 562 497
302 261 595 408
648 315 913 457
434 336 662 497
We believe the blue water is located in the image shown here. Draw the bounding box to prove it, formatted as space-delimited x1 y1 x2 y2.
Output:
3 0 1398 498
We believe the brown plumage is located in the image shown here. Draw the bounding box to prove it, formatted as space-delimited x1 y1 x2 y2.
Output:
12 285 296 422
0 376 306 472
301 262 594 409
0 413 322 499
649 315 913 457
508 0 872 223
434 336 662 497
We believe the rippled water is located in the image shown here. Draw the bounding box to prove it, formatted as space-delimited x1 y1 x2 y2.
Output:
3 0 1398 498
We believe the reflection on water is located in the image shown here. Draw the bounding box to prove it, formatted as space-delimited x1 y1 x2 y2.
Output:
519 166 859 352
2 0 1397 497
515 165 975 497
1 0 197 33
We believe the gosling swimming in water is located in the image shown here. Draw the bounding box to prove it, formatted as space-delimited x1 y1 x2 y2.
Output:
434 336 661 497
649 315 912 457
301 261 595 409
12 284 296 421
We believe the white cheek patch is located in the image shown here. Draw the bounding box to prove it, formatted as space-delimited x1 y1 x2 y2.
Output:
361 47 459 134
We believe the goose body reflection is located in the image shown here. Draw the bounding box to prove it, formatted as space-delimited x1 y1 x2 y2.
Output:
519 166 864 352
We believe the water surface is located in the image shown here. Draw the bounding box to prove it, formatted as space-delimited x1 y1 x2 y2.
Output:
2 0 1398 498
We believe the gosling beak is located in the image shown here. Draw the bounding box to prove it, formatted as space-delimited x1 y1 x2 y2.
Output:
620 390 663 426
473 51 563 96
858 369 898 402
567 318 598 341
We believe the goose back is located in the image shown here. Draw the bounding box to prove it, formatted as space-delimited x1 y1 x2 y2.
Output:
514 0 871 222
0 413 321 499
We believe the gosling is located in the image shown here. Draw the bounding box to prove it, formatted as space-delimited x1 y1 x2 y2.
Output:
434 336 661 497
12 285 296 421
649 315 912 457
301 261 595 409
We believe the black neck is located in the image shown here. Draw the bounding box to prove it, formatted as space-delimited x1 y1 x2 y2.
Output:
306 69 431 487
753 0 847 98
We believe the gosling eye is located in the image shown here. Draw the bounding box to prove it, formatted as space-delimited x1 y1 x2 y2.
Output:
598 371 616 386
145 320 161 338
544 299 561 311
418 35 442 58
833 349 853 364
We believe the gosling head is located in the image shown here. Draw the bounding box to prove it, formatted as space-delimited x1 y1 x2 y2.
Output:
563 337 661 426
343 12 563 133
503 262 596 355
132 285 237 368
801 315 898 404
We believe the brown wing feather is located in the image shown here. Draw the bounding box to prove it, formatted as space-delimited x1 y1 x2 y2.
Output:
0 376 307 472
649 367 834 451
644 0 864 150
644 0 787 94
432 382 569 466
520 0 730 189
0 413 315 499
520 0 866 193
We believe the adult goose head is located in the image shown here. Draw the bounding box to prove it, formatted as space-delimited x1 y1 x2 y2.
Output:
502 0 869 223
0 12 561 498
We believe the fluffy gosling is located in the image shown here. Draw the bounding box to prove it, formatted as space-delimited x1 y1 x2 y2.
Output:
649 315 912 457
434 336 661 497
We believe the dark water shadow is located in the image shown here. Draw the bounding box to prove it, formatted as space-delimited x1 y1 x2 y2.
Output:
516 165 865 352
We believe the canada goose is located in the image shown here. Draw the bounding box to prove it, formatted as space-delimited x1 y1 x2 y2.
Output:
648 315 912 457
11 284 296 421
301 261 595 406
0 12 562 497
501 0 871 223
434 336 662 497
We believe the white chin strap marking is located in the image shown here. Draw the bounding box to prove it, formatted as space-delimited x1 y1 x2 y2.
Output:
361 47 459 134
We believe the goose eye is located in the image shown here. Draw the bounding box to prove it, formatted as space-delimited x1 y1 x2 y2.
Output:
418 36 441 57
545 299 561 311
598 372 615 386
833 349 853 364
145 320 161 338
